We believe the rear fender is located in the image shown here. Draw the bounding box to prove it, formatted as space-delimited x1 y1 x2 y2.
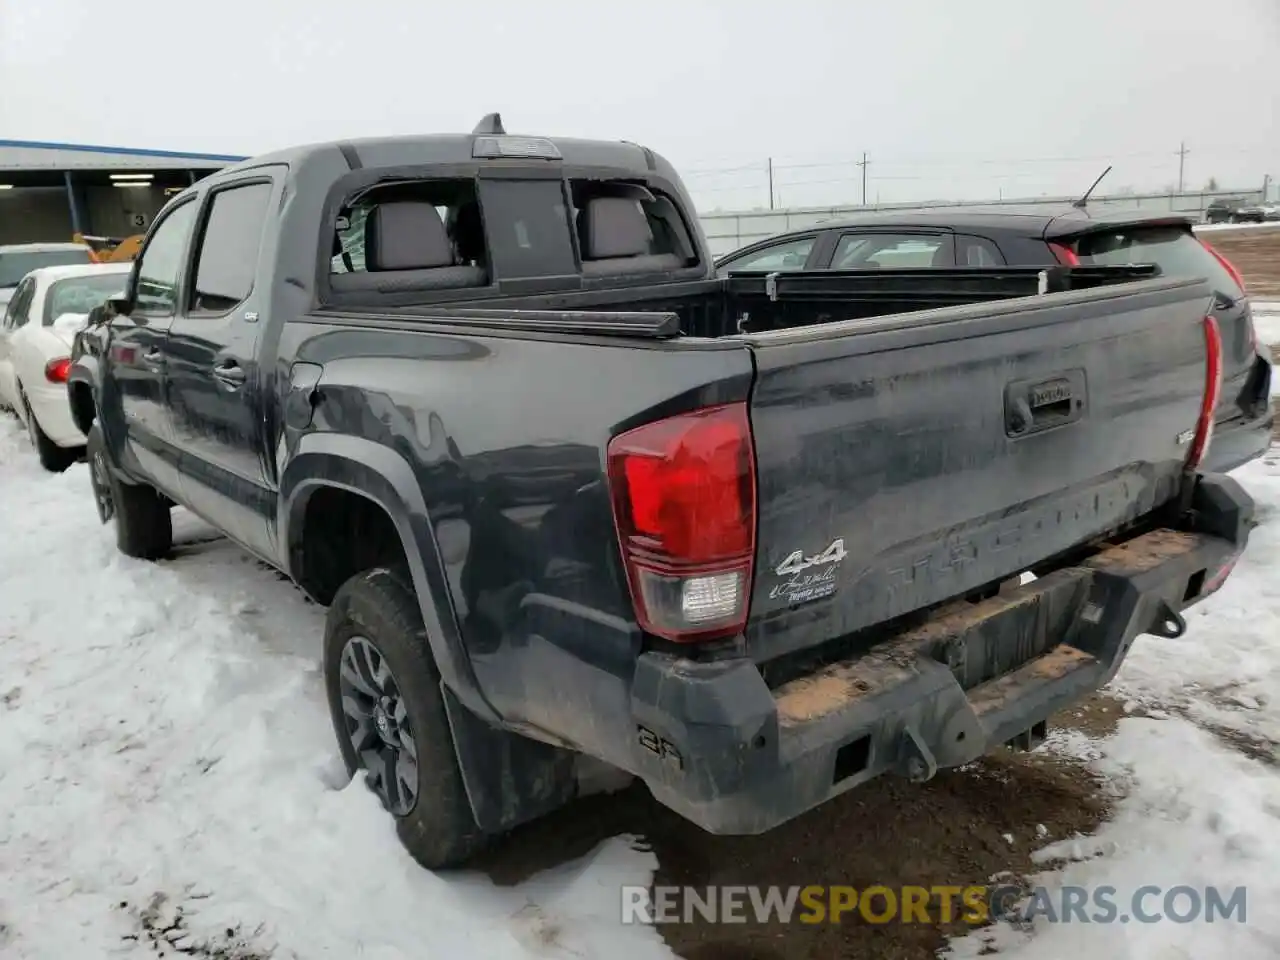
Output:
280 433 500 727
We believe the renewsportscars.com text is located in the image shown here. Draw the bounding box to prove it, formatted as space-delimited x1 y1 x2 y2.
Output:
621 884 1248 926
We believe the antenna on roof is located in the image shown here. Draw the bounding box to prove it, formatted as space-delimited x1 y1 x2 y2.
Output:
1072 165 1113 210
472 113 506 135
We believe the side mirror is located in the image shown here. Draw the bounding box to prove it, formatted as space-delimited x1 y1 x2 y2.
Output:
107 293 133 316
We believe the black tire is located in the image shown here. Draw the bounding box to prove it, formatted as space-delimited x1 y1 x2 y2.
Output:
21 394 79 473
86 422 172 559
324 568 486 870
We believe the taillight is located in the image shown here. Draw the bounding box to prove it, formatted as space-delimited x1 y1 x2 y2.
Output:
1048 241 1080 266
45 357 71 383
1198 237 1247 293
1186 315 1223 471
607 402 756 643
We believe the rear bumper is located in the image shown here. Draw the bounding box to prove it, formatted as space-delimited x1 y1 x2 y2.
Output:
27 381 86 448
628 475 1253 834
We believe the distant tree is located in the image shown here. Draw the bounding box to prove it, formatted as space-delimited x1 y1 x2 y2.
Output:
1204 176 1220 191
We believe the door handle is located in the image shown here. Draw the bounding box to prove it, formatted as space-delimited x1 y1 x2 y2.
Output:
142 348 163 368
212 361 246 390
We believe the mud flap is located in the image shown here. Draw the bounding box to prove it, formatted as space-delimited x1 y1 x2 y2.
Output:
441 685 576 835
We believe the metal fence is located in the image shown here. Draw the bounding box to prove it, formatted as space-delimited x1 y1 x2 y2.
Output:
696 188 1269 257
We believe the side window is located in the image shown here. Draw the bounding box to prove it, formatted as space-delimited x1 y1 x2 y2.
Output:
832 233 952 269
190 182 273 314
719 236 816 275
134 201 199 316
6 279 35 329
957 235 1005 266
333 206 370 273
329 181 484 278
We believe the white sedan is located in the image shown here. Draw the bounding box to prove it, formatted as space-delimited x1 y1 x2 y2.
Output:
0 262 131 471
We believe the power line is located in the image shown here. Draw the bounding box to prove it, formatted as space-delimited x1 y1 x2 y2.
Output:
682 145 1270 181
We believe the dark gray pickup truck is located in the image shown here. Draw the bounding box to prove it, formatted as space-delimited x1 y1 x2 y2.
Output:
69 116 1255 870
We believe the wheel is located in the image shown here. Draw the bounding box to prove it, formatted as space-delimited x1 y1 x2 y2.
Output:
21 393 79 473
86 422 172 559
324 567 486 869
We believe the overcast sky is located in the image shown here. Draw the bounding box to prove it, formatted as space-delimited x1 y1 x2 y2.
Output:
2 0 1276 211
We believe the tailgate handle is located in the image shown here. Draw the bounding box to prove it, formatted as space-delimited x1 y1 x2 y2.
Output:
1005 371 1085 437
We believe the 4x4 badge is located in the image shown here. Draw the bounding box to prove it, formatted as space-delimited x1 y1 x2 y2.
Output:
775 538 848 576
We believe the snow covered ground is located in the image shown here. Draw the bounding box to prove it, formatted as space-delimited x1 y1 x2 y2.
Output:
947 455 1280 959
1252 300 1280 356
1 414 1278 959
0 419 666 960
1195 222 1280 235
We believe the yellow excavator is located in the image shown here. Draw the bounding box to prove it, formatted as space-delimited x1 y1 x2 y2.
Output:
73 233 145 263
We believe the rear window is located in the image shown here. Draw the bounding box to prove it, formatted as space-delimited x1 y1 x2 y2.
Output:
43 274 127 325
0 248 93 288
476 179 577 279
1073 226 1244 300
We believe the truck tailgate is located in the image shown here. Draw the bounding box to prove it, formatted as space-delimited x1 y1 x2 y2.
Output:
739 277 1216 665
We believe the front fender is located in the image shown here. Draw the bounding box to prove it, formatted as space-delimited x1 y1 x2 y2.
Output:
280 432 500 726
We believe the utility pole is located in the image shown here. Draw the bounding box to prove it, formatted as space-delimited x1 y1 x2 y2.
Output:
856 152 869 206
1263 173 1272 203
767 158 775 210
1175 141 1189 193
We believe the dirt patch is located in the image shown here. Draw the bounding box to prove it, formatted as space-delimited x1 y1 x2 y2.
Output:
1052 689 1137 740
117 894 272 959
1202 226 1280 297
483 704 1116 960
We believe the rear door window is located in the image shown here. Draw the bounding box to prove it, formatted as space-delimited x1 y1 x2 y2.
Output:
832 233 954 268
189 181 273 314
476 179 576 279
1073 226 1244 300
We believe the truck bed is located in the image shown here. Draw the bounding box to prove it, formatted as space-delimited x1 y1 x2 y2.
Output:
337 264 1159 340
298 269 1217 683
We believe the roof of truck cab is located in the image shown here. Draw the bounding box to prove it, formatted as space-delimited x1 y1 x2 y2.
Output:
209 133 666 180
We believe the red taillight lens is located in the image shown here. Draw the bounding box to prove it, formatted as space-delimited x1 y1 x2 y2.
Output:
607 402 757 643
1048 241 1080 266
1187 315 1224 471
45 357 71 383
1198 237 1247 294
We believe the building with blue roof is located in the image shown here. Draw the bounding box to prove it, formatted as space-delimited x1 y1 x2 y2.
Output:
0 140 248 244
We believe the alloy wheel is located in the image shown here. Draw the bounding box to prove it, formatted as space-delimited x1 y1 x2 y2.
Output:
338 635 419 816
90 446 115 523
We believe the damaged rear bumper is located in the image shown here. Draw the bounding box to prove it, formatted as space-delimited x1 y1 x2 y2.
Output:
628 474 1253 834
